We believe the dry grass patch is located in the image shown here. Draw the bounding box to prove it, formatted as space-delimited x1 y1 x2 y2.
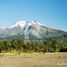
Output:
0 52 67 67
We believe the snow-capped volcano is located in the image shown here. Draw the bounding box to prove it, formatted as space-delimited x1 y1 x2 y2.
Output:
0 20 66 40
10 20 42 28
9 20 42 34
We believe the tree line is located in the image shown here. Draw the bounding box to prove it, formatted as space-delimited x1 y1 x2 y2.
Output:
0 38 67 53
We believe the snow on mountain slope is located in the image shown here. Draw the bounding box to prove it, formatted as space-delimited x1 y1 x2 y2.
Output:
10 21 26 28
0 20 66 39
27 20 44 26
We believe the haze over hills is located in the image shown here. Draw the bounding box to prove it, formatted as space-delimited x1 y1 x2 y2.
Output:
0 20 67 40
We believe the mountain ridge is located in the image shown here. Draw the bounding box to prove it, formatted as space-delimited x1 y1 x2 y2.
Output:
0 20 67 40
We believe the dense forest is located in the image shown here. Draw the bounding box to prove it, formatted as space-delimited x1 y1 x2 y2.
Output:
0 37 67 53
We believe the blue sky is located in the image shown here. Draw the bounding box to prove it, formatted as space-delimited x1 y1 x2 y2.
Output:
0 0 67 31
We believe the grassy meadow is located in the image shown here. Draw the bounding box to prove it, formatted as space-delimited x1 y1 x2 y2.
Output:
0 52 67 67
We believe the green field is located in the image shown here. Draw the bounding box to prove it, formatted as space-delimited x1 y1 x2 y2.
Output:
0 52 67 67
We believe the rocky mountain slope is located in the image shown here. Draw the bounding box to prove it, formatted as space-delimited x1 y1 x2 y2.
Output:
0 20 67 40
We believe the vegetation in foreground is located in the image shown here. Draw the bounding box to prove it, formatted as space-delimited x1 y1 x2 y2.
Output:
0 37 67 53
